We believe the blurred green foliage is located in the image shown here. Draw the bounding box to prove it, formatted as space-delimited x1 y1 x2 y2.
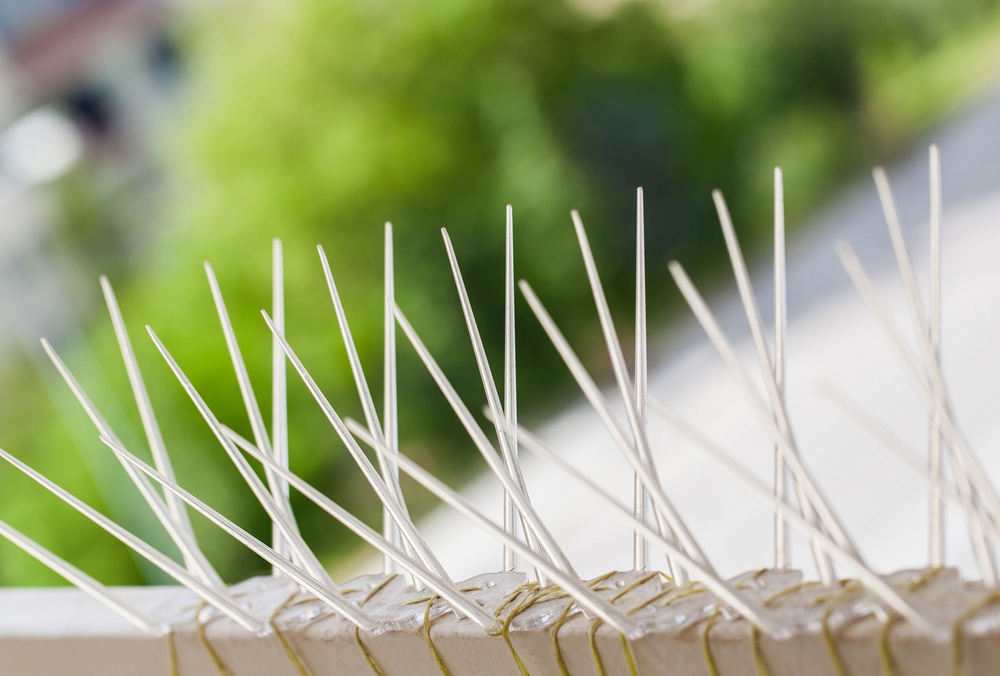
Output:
1 0 999 586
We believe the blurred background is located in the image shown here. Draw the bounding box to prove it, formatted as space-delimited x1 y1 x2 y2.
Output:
0 0 1000 586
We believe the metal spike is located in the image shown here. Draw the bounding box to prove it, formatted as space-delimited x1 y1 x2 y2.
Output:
271 239 291 566
440 229 543 573
772 170 790 571
633 189 652 574
503 205 520 573
100 277 200 559
204 262 299 560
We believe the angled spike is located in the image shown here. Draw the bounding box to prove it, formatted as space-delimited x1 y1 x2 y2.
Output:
440 229 543 572
261 310 451 582
518 279 714 575
0 446 266 635
713 190 833 583
103 436 373 631
772 169 790 571
204 262 299 555
146 326 334 588
871 169 1000 534
40 338 225 590
392 303 573 578
668 260 861 566
0 518 168 636
572 210 678 567
271 239 291 565
817 383 1000 545
317 244 410 576
100 277 201 559
648 400 944 639
836 244 997 585
503 205 520 573
360 430 637 637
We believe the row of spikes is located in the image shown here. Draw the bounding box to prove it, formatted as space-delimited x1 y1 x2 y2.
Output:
0 146 994 642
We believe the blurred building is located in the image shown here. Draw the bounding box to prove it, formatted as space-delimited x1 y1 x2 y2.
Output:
0 0 181 352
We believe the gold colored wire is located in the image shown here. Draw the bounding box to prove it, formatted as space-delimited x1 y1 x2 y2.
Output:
701 608 721 676
354 574 399 676
195 601 235 676
167 630 180 676
878 568 941 676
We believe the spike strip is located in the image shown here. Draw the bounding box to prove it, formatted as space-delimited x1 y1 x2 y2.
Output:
0 518 168 636
40 338 225 590
0 446 266 634
391 303 575 577
712 190 834 584
667 261 862 563
146 326 334 588
102 436 374 630
317 244 411 574
518 279 714 574
360 431 638 637
648 400 944 639
260 310 451 581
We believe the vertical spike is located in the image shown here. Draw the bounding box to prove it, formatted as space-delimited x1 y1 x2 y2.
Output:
384 224 404 567
271 239 291 570
773 169 790 570
633 189 652 574
503 205 519 572
928 147 944 569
